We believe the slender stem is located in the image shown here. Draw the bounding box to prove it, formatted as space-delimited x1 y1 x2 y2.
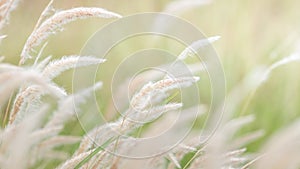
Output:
33 0 54 32
3 93 13 127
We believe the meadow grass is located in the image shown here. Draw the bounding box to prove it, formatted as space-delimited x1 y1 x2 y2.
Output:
0 0 300 168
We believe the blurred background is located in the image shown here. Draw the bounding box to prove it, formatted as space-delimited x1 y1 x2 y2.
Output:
1 0 300 152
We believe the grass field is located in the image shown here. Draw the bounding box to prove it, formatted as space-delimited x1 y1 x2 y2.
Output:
0 0 300 168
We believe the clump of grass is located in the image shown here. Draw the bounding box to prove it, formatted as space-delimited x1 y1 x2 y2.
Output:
0 1 300 169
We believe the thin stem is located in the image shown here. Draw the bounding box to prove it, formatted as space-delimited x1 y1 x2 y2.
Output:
33 0 54 32
3 93 13 127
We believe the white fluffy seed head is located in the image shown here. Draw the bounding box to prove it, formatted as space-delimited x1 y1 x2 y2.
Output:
42 55 106 79
0 0 21 30
20 7 122 64
178 36 221 60
130 76 199 110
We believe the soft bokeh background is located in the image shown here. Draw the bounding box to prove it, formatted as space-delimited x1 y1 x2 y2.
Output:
1 0 300 152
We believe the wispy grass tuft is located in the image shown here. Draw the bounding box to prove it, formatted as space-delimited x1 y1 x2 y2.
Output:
20 7 122 64
0 1 300 169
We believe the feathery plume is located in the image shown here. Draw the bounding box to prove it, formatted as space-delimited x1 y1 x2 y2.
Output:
0 105 48 169
9 82 67 125
0 0 21 30
130 76 199 111
0 70 64 105
42 55 106 79
20 7 122 64
178 36 221 60
9 85 40 124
